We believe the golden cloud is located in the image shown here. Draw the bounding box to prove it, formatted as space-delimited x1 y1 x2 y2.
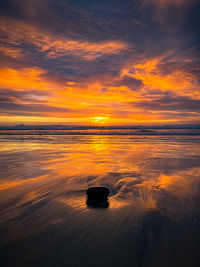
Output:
0 67 48 90
122 57 200 98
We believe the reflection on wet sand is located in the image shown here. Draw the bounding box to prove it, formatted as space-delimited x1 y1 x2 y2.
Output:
0 135 200 266
86 197 109 209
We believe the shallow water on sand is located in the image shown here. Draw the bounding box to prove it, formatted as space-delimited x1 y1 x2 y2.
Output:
0 135 200 267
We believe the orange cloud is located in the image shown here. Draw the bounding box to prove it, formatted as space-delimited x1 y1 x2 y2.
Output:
0 17 128 60
0 17 199 125
0 67 48 90
0 45 22 58
44 40 127 60
122 57 200 98
0 62 199 125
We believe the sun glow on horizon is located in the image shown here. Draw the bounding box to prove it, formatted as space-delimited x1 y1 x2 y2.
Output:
92 116 109 124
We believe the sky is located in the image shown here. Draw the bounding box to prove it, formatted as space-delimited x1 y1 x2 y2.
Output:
0 0 200 125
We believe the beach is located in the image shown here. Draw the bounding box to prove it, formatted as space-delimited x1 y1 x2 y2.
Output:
0 132 200 267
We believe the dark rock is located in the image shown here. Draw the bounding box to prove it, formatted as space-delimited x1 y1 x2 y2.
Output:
86 187 110 199
86 187 110 208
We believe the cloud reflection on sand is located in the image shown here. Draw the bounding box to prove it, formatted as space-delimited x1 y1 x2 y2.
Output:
1 135 200 267
0 135 200 215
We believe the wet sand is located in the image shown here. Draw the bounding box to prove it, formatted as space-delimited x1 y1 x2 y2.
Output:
0 135 200 267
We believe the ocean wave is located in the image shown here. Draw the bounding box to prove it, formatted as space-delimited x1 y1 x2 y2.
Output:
0 129 200 135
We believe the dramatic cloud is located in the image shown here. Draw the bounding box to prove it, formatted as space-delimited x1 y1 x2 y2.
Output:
122 56 200 97
0 0 199 125
0 18 128 60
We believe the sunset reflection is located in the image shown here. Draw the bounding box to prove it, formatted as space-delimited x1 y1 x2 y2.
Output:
1 135 200 214
0 134 200 267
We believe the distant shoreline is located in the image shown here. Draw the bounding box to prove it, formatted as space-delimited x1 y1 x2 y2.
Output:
1 129 200 136
0 124 200 131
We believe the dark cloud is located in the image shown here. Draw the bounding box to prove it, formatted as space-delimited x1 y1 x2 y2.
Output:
0 88 50 101
0 0 199 82
0 101 71 116
131 95 200 112
109 76 143 91
0 89 71 116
